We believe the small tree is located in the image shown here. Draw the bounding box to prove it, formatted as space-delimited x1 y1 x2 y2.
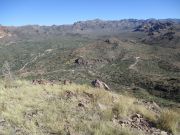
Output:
1 61 13 88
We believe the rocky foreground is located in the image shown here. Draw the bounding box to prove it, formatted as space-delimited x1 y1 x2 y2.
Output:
0 80 179 135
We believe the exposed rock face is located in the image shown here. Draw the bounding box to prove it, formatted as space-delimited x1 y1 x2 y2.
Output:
134 20 179 47
117 113 170 135
91 79 110 90
32 79 72 85
134 20 174 33
72 19 143 31
0 26 11 38
142 31 177 45
160 31 175 40
75 57 87 65
74 57 108 68
104 38 120 44
63 80 72 85
32 79 48 85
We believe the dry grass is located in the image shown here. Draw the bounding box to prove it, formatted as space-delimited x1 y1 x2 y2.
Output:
158 109 180 134
0 80 179 134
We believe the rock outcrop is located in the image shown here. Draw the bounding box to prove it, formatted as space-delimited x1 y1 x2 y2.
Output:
133 20 179 47
0 26 11 38
117 113 169 135
75 57 87 65
91 79 110 90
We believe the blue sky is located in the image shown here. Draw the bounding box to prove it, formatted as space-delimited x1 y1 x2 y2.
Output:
0 0 180 26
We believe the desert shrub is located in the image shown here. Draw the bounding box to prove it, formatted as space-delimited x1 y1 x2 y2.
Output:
1 61 18 88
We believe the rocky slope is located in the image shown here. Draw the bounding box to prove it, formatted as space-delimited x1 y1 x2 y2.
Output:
0 80 179 135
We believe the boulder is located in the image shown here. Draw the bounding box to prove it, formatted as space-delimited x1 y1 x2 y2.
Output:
105 38 119 44
63 80 72 85
91 79 110 90
32 79 47 85
75 57 87 65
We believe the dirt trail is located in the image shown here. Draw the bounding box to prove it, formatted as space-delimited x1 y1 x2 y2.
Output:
129 57 140 70
18 49 54 72
19 55 39 72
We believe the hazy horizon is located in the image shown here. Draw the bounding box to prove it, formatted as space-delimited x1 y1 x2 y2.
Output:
1 0 180 26
1 18 180 27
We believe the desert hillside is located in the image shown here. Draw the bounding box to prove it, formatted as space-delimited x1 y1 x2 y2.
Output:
0 19 180 104
0 19 180 135
0 80 179 135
